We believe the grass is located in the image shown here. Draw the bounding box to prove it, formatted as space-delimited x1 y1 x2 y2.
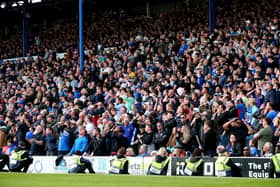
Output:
0 173 279 187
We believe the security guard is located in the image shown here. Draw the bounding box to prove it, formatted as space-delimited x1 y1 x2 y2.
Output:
109 147 129 174
0 153 9 171
147 147 170 175
184 148 204 176
69 151 95 174
10 141 33 172
269 143 280 178
215 148 240 177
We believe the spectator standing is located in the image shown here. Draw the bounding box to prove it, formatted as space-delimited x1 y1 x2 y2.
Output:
45 127 57 156
85 127 107 156
252 118 273 154
202 120 217 156
109 126 128 155
68 125 88 155
55 123 72 166
153 122 169 150
30 125 45 156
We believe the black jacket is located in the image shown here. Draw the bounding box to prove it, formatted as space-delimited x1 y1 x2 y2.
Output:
153 130 169 150
86 136 107 156
110 132 128 154
202 129 217 156
141 132 154 145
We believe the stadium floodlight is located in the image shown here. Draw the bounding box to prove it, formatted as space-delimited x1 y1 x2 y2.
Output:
12 2 18 7
0 3 6 9
31 0 42 3
17 1 24 6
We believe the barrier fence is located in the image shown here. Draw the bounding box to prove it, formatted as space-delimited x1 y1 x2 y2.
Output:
10 156 271 178
0 47 115 65
171 157 271 178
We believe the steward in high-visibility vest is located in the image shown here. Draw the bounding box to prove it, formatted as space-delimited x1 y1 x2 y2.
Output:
69 151 95 174
215 156 231 176
11 150 26 161
215 148 240 177
147 147 170 175
110 157 129 174
10 141 33 172
269 144 280 178
109 147 129 174
184 148 204 176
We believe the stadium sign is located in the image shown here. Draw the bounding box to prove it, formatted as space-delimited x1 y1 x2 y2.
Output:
18 156 271 178
171 157 271 178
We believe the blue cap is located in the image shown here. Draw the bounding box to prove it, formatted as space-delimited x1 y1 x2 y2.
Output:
135 92 141 99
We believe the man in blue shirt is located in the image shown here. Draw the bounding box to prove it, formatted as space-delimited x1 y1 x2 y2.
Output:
178 40 188 56
69 125 88 155
120 116 135 145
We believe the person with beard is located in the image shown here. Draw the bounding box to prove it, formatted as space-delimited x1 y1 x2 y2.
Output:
147 147 170 175
109 147 129 174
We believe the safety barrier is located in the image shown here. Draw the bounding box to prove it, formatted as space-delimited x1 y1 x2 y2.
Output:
23 156 155 175
0 47 115 65
172 157 271 178
7 156 271 178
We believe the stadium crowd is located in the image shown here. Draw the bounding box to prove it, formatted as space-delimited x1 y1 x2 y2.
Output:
0 0 279 161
